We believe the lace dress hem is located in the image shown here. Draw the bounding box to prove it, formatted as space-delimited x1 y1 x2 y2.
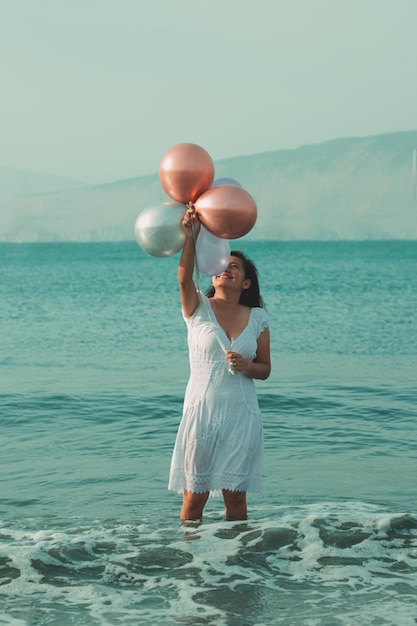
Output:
168 470 262 496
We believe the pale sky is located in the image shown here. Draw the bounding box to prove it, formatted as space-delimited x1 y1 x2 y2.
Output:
1 0 416 184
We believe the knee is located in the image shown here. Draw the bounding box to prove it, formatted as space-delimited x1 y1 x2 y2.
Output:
181 491 209 521
222 489 247 520
223 490 246 506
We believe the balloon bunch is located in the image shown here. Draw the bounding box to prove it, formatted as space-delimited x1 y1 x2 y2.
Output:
134 143 257 275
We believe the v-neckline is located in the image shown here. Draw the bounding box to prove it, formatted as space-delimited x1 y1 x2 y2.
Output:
209 301 253 344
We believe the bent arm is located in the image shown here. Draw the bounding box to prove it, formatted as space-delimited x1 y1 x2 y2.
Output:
244 327 271 380
225 327 271 379
246 327 271 380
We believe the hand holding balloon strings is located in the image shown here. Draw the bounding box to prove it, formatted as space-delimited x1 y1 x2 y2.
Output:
182 204 202 291
182 203 200 239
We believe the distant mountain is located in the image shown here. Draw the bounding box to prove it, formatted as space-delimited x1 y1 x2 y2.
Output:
1 131 416 242
0 166 89 199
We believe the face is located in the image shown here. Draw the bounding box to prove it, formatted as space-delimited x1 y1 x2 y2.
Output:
212 256 251 291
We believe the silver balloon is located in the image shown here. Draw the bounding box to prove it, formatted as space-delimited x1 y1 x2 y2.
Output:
212 177 242 188
196 225 230 276
135 201 186 257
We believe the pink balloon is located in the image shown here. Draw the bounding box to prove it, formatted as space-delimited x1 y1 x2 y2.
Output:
159 143 215 204
195 185 257 239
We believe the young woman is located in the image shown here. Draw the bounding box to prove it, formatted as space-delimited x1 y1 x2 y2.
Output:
168 207 271 521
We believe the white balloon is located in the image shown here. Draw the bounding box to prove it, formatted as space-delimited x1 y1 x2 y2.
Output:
212 177 242 188
196 225 230 276
135 201 186 257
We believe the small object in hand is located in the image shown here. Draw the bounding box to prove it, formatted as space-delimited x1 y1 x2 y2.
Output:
227 359 236 375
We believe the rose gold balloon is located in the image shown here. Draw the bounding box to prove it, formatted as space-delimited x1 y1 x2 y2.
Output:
159 143 215 203
195 185 257 239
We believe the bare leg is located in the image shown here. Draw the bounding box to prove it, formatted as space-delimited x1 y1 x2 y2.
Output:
222 490 247 520
180 490 210 521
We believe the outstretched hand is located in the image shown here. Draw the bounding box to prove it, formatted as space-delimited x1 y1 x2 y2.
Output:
182 203 201 239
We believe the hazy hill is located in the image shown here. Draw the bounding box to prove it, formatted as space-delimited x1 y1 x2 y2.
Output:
1 130 416 242
0 166 88 199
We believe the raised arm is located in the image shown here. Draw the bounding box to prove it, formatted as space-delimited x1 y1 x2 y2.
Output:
178 206 200 318
226 326 271 380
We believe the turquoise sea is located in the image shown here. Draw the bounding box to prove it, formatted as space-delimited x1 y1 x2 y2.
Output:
1 240 416 625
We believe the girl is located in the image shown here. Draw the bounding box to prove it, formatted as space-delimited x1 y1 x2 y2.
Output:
168 208 271 521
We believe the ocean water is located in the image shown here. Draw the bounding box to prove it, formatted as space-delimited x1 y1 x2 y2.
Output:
1 240 416 625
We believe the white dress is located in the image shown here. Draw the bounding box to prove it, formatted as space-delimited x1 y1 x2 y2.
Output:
168 292 269 495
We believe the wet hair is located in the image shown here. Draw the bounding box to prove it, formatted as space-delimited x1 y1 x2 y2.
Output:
205 250 265 308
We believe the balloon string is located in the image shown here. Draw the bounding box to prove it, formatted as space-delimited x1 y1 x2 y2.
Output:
191 218 201 293
190 220 231 365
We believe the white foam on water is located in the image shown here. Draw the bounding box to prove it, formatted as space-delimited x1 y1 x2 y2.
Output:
1 502 416 625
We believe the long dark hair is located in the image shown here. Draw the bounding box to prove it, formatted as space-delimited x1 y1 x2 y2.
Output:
205 250 265 308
